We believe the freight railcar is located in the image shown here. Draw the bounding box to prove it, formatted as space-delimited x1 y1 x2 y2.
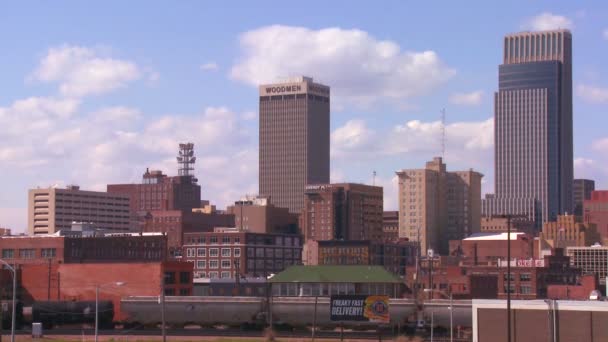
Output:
32 300 114 329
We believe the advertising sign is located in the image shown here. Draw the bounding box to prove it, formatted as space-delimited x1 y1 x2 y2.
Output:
330 295 390 323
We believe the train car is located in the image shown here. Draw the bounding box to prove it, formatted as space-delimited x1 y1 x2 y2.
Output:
121 296 266 328
32 301 114 329
0 300 23 329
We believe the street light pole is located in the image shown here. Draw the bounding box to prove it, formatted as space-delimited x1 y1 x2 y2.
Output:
95 282 125 342
424 288 453 342
0 260 16 342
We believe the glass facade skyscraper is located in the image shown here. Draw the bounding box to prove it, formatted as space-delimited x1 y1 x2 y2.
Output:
483 30 573 227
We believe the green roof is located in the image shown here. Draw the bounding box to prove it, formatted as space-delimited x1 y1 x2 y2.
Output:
269 265 402 284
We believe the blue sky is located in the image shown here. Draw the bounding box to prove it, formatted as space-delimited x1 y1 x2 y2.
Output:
1 1 608 232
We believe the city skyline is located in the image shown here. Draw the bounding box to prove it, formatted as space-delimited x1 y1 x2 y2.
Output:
2 1 608 232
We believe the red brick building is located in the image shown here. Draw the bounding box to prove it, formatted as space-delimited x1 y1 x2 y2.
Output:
449 232 534 265
182 230 302 279
107 169 201 215
302 183 383 242
382 211 399 241
584 190 608 241
226 196 298 234
143 210 235 255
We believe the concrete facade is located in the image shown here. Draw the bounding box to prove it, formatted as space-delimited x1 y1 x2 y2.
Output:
28 186 130 235
540 214 601 249
226 196 298 234
566 245 608 289
396 157 483 255
259 76 330 214
301 183 383 242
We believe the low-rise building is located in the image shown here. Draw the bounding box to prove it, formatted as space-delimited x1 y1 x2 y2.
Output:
182 230 302 279
449 232 534 265
269 265 404 297
480 216 536 235
302 239 416 276
226 196 298 234
566 244 608 292
584 190 608 241
540 214 601 248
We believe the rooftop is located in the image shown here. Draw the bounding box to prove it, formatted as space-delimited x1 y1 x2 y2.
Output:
464 232 526 241
269 265 401 284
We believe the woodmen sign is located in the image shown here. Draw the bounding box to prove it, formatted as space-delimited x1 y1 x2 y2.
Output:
330 295 390 323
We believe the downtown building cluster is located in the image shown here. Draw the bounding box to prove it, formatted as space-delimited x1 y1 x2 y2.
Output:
0 29 607 318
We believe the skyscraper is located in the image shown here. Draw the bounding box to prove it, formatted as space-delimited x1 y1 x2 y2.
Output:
259 76 330 214
573 179 595 216
483 30 573 226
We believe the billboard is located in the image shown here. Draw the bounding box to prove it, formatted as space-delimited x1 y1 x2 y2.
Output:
330 295 390 323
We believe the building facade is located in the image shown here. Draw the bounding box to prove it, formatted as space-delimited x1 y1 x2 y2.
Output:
573 179 595 217
449 232 535 265
182 231 302 279
107 168 201 217
480 216 536 235
539 214 601 249
483 30 574 227
396 157 483 255
28 185 130 235
584 190 608 241
226 196 298 234
301 183 383 242
382 211 399 241
566 245 608 289
259 76 330 214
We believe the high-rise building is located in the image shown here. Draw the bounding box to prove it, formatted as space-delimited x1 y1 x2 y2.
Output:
483 30 574 227
259 76 330 214
28 185 131 235
301 183 383 242
584 190 608 241
396 157 483 255
573 179 595 216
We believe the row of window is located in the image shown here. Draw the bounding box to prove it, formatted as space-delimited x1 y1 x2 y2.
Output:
186 248 241 258
2 248 56 259
191 259 236 269
194 271 233 279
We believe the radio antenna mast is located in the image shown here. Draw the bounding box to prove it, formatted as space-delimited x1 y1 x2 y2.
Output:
440 108 446 158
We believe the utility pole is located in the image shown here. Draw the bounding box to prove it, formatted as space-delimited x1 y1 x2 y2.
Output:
507 214 512 342
160 270 166 342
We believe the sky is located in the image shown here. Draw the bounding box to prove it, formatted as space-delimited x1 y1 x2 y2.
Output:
1 1 608 233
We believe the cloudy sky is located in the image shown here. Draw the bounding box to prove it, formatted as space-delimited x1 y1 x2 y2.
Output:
1 1 607 232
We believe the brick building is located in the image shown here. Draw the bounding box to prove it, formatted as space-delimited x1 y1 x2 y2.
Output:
449 232 534 265
226 196 298 234
396 157 483 255
480 216 536 235
107 168 201 216
301 183 383 242
566 245 608 292
382 211 399 241
182 230 302 279
584 190 608 241
28 185 131 235
573 179 595 217
142 210 234 255
302 239 416 276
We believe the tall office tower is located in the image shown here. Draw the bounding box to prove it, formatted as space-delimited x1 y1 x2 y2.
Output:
573 179 595 217
28 185 131 235
396 157 483 255
259 76 330 214
483 30 573 227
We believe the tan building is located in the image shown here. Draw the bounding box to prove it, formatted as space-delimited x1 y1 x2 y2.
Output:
396 157 483 255
302 183 383 242
226 196 298 234
382 211 399 241
480 216 536 235
540 214 601 249
28 185 131 235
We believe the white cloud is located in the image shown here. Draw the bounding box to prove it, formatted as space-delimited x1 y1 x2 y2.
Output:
242 111 257 121
92 106 142 124
592 138 608 151
31 45 141 97
331 119 374 157
200 62 219 71
231 25 455 107
603 29 608 40
522 13 574 31
577 84 608 103
449 90 483 106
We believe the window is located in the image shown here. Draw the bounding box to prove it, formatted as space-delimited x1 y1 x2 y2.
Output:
179 288 190 296
221 260 231 269
210 236 218 244
164 272 176 285
234 248 241 257
520 273 531 282
197 248 206 257
164 288 175 296
196 260 206 269
221 248 231 257
179 272 190 284
2 249 14 259
41 248 56 258
186 248 195 257
209 260 219 269
221 271 231 279
19 249 35 259
222 236 231 244
209 248 219 257
209 271 218 279
520 285 533 294
234 237 240 244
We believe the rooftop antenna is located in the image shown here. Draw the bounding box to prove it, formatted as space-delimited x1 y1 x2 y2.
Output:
177 143 197 182
373 170 377 186
440 108 446 158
